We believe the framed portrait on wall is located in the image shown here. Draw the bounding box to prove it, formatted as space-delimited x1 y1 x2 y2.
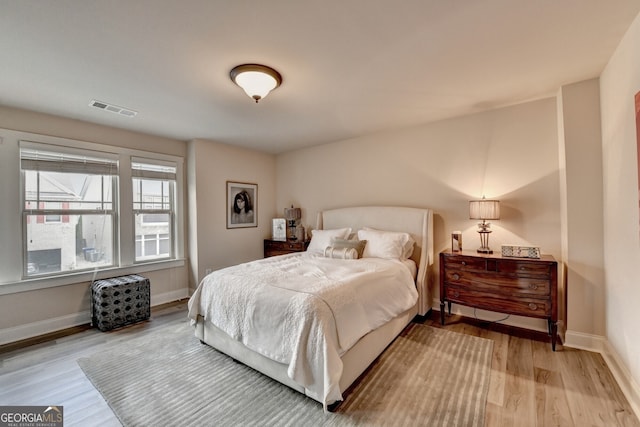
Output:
227 181 257 228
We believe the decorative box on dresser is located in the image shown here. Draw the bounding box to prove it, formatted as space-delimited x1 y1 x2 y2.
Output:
263 239 309 258
439 250 559 350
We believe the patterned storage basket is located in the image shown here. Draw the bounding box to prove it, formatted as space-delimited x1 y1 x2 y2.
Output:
91 274 150 331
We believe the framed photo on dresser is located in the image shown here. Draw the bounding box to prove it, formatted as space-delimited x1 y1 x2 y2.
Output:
272 218 286 241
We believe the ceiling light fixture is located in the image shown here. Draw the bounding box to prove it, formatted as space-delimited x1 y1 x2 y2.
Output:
230 64 282 103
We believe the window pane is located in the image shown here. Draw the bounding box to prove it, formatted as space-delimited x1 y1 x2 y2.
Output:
134 214 171 261
144 239 157 256
25 213 114 277
158 237 170 255
133 178 170 210
24 170 113 208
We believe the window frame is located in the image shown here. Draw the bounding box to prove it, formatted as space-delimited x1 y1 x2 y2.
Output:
131 157 177 263
12 138 184 287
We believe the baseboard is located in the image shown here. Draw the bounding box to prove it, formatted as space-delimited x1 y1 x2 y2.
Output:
0 288 189 346
0 310 91 346
601 339 640 421
563 329 605 352
151 288 189 307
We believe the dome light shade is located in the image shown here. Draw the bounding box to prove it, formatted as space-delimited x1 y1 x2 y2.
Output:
230 64 282 103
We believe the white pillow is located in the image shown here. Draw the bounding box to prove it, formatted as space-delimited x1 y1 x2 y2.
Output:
358 228 415 259
323 246 358 259
307 228 352 254
362 226 415 258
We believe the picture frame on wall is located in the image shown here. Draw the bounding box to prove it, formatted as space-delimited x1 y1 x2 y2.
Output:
227 181 257 228
272 218 286 241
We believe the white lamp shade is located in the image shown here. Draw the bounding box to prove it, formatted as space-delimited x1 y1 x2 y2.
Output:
469 199 500 220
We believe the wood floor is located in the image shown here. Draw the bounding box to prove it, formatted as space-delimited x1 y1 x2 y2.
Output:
1 301 638 427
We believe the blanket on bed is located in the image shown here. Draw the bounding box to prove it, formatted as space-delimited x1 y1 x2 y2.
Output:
187 253 417 408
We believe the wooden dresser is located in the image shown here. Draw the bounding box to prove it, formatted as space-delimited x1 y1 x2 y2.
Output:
263 239 309 257
439 250 558 350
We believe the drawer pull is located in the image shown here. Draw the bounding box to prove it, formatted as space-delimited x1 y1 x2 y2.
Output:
528 283 538 290
528 303 538 310
453 291 460 298
453 273 460 280
461 261 467 266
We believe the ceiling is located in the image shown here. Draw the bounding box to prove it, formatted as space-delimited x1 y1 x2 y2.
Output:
2 1 639 154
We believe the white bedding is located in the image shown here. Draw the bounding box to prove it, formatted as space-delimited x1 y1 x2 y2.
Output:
187 252 418 407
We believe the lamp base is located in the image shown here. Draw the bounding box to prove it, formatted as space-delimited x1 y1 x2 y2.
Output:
477 229 493 254
287 220 297 240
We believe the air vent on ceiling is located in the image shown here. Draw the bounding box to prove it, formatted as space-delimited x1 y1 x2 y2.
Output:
89 100 137 118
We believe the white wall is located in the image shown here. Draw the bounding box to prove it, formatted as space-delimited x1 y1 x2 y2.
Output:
277 98 563 333
187 139 276 290
600 11 640 412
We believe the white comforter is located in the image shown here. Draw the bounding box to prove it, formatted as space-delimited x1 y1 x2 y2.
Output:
187 252 418 408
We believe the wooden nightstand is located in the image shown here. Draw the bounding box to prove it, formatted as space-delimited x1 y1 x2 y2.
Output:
439 250 558 350
264 239 309 258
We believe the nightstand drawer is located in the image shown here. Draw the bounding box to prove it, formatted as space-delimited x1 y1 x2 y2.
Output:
265 240 306 251
264 239 309 257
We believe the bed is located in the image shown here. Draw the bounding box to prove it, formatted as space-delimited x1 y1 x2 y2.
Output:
188 206 434 409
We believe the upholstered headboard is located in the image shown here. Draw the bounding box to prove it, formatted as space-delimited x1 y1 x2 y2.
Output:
316 206 434 316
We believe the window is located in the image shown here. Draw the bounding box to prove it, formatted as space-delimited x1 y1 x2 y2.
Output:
21 143 118 277
18 140 182 282
132 158 176 262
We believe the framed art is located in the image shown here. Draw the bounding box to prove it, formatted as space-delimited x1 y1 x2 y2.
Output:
227 181 257 228
272 218 286 241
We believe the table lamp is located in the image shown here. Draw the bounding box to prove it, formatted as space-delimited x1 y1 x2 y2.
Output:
469 198 500 253
284 205 301 240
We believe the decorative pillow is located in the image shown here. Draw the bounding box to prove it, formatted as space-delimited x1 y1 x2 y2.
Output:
330 237 367 259
357 228 415 259
362 226 415 259
323 246 358 260
307 228 352 254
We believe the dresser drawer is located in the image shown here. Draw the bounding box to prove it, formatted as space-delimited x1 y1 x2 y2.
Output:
497 260 551 278
443 270 551 296
442 256 487 271
445 286 551 318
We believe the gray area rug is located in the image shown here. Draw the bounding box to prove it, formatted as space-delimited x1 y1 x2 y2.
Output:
78 319 493 427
